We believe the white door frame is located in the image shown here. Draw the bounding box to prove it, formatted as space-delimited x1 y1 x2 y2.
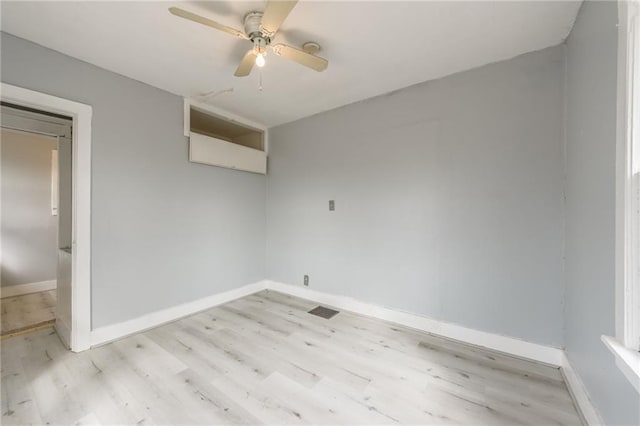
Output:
1 83 92 352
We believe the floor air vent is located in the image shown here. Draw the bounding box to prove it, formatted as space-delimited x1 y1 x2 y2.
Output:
308 306 340 319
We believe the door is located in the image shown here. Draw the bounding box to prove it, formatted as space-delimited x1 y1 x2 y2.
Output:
56 131 73 347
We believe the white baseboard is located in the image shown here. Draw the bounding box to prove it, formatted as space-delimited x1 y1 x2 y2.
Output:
560 353 603 425
264 280 564 366
90 281 268 347
88 278 564 367
0 280 57 298
86 278 601 423
265 282 604 422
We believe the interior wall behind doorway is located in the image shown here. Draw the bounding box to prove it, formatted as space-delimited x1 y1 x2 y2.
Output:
1 128 58 287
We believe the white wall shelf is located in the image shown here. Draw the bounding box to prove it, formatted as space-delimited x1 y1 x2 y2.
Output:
184 98 268 174
189 132 267 175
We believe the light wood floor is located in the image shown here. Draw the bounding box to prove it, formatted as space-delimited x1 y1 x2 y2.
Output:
0 290 582 425
1 290 56 337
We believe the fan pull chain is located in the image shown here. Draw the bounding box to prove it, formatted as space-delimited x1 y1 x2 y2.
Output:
259 70 263 92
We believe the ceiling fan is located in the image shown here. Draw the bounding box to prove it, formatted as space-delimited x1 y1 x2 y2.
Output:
169 1 328 77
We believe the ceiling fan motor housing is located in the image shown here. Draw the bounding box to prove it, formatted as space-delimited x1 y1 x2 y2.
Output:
244 11 270 44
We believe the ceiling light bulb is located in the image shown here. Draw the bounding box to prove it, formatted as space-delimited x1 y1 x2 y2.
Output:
255 53 266 68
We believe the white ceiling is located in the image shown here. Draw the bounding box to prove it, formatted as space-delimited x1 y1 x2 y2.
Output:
1 1 581 127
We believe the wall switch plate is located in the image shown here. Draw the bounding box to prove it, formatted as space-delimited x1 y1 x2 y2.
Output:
304 275 309 286
329 200 335 211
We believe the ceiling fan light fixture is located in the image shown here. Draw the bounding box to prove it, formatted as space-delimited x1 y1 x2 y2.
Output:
253 37 267 68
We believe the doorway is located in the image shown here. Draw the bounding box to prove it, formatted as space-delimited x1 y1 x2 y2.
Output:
1 104 72 341
0 84 92 351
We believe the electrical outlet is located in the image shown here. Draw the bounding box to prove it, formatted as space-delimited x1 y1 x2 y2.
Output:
304 275 309 286
329 200 335 211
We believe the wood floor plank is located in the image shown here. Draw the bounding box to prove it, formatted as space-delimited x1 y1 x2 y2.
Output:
0 290 583 425
1 350 44 425
1 291 56 336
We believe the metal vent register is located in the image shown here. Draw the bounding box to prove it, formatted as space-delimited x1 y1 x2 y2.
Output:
308 306 340 319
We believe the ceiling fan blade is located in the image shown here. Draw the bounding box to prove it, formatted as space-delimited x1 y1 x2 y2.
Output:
169 7 248 40
234 50 257 77
272 44 328 72
260 0 298 37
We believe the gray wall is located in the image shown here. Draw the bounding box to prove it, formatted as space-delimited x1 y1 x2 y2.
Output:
564 2 640 425
0 33 266 328
1 129 58 287
267 46 566 347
